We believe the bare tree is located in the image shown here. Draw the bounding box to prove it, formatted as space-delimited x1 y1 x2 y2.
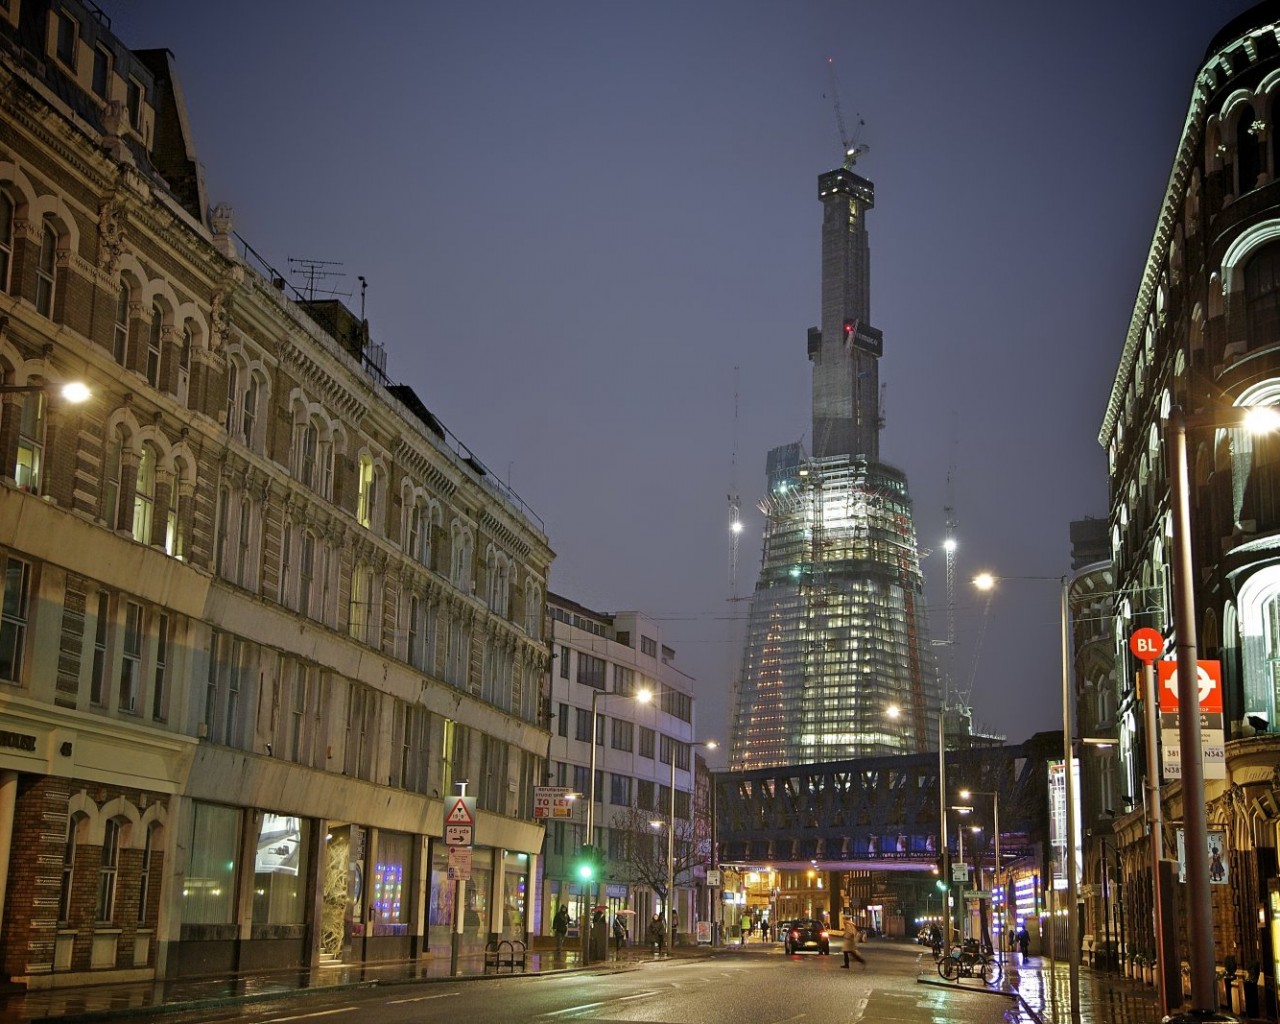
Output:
611 803 709 906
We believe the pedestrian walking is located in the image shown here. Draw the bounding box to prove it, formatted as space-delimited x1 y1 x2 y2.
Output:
553 905 569 953
649 912 667 955
744 918 754 942
841 917 866 968
612 912 628 955
761 920 771 943
1016 926 1030 961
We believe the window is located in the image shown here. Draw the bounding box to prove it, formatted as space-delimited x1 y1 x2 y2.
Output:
58 814 80 923
90 591 109 704
34 219 55 317
126 77 143 131
611 718 633 752
118 601 141 712
298 422 318 488
572 764 590 799
574 706 591 742
225 362 238 433
137 825 154 922
640 635 657 658
235 496 253 587
349 564 370 642
97 818 119 922
614 665 634 694
299 530 315 618
183 802 239 924
0 190 13 293
357 454 375 528
14 391 45 493
637 779 655 812
576 653 606 690
132 444 156 544
407 594 422 669
639 726 655 759
1246 243 1280 347
660 733 673 766
0 556 30 682
55 11 77 70
252 814 309 924
557 702 569 738
213 485 230 577
610 773 632 806
92 45 110 99
559 645 570 679
152 612 169 720
241 375 258 447
113 283 129 363
394 702 429 792
146 305 162 387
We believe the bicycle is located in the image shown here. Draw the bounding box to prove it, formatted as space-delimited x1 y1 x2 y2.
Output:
937 941 1001 985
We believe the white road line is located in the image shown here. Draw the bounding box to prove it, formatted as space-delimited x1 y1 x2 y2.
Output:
542 1001 605 1016
618 990 659 1001
386 991 462 1004
261 1009 356 1023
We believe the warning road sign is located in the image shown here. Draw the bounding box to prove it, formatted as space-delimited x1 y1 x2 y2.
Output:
446 797 476 826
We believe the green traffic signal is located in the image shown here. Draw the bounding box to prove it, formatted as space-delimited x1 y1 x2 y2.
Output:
935 878 948 893
576 844 598 882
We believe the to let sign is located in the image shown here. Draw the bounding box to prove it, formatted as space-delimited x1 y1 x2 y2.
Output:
533 786 573 820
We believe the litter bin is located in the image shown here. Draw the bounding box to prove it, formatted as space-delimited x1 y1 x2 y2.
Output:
589 914 608 962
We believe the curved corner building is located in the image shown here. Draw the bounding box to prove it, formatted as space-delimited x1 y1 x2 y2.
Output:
729 165 940 770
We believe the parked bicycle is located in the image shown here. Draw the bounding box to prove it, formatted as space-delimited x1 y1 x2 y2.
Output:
937 940 1001 985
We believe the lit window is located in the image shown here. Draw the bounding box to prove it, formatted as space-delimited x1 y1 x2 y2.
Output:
357 454 374 528
14 390 45 493
34 220 55 317
132 444 155 544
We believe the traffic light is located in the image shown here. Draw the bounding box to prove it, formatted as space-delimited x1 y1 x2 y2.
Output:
575 844 601 883
934 856 948 892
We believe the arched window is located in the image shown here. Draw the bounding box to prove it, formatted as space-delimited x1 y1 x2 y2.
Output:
137 824 157 923
97 818 120 922
297 420 318 489
236 496 254 587
0 190 14 293
57 812 84 923
213 484 230 577
146 305 162 387
14 390 45 493
1244 241 1280 346
1238 103 1261 193
102 428 123 530
241 374 259 447
405 499 422 560
225 362 238 433
132 444 156 544
34 219 56 317
357 454 375 529
113 283 130 364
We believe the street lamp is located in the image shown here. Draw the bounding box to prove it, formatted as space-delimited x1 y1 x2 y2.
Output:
0 381 91 402
584 685 652 961
961 787 1003 965
974 571 1077 1016
1166 403 1280 1017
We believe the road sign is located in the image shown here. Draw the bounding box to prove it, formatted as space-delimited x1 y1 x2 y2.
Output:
707 869 722 886
445 823 473 846
951 862 969 882
963 890 991 900
446 796 476 826
1129 628 1164 663
448 845 472 881
533 786 573 820
1157 659 1225 780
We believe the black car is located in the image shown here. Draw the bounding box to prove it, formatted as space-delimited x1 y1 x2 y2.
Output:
783 918 830 954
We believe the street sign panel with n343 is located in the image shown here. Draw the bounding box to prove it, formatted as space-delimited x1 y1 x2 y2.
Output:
1156 659 1225 781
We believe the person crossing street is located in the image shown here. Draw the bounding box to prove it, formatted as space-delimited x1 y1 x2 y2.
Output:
841 916 866 968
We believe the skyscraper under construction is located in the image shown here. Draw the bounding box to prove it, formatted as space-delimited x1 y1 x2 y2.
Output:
728 163 940 770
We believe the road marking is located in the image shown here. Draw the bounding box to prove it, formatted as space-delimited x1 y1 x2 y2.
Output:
261 1009 356 1023
386 992 461 1004
542 1002 605 1016
618 990 659 1001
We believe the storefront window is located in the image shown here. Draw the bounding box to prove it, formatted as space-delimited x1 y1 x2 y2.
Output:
427 843 454 952
184 802 240 924
501 849 528 938
252 814 309 924
468 851 492 944
372 830 411 928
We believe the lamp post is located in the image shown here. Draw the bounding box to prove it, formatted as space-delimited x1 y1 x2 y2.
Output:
1166 403 1279 1018
664 738 716 947
0 381 91 401
585 685 651 962
974 571 1077 1017
961 788 1002 966
892 701 953 948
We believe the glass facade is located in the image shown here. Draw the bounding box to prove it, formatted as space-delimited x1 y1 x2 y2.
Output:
252 813 308 924
184 802 240 924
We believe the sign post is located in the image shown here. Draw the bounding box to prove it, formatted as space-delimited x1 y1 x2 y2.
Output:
446 786 476 977
1157 658 1225 781
1129 627 1171 1020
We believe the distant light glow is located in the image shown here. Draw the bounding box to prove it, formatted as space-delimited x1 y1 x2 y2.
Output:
60 382 91 403
943 538 957 553
731 519 743 534
973 573 996 591
1244 406 1280 435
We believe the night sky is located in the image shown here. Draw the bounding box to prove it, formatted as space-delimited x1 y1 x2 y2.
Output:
106 0 1256 764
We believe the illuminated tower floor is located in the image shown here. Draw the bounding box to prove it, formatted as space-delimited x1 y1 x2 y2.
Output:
729 445 939 769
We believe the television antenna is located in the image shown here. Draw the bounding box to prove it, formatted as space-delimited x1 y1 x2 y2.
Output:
288 257 350 301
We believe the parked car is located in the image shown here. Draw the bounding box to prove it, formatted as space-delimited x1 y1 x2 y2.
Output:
783 918 830 954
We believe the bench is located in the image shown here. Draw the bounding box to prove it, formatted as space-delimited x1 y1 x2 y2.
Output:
484 938 527 973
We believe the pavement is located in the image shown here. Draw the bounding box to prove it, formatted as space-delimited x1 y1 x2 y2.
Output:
0 938 1260 1024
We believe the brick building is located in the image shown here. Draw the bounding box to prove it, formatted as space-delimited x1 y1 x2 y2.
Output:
0 0 552 988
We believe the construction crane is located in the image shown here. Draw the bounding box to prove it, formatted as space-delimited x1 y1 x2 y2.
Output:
825 57 869 169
